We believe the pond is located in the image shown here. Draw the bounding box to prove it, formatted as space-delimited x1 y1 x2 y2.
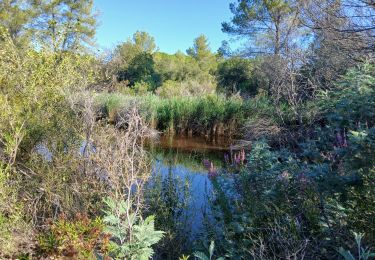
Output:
35 135 246 257
34 134 375 258
145 135 243 257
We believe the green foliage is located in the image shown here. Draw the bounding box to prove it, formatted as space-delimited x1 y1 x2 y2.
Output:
194 241 224 260
115 31 157 80
318 63 375 129
31 0 97 51
154 51 202 82
145 167 192 258
38 214 106 258
114 32 220 93
187 34 218 75
117 31 157 67
0 0 97 51
179 254 190 260
0 25 100 256
95 93 251 138
126 52 160 88
222 0 301 54
156 79 216 98
204 64 375 258
339 232 375 260
133 80 153 94
0 26 97 151
0 165 30 256
0 0 34 47
114 32 164 88
1 1 374 258
216 57 256 95
103 197 164 260
155 80 184 98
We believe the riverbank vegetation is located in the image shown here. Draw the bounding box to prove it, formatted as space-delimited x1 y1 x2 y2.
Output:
95 93 278 138
0 0 374 259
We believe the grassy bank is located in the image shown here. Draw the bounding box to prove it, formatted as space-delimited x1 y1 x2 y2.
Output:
94 92 278 138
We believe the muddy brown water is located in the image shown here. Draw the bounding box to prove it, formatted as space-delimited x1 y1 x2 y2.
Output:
150 135 232 152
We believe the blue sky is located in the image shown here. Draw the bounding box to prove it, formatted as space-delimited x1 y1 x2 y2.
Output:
94 0 235 54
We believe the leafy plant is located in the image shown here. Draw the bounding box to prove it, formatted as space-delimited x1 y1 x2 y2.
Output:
37 213 106 258
103 197 164 259
194 241 224 260
338 232 375 260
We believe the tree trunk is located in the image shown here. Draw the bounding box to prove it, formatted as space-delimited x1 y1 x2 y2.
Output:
275 18 281 55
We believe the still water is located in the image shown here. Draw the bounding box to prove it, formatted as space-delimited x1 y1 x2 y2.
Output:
146 136 232 241
35 135 237 242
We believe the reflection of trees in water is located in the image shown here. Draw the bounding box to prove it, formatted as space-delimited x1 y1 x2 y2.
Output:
150 146 224 172
145 158 193 259
144 144 230 259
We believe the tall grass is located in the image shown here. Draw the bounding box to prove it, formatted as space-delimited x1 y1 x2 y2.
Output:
94 93 273 138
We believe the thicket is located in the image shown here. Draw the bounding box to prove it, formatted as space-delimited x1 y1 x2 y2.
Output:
205 64 375 259
0 0 374 259
0 26 164 258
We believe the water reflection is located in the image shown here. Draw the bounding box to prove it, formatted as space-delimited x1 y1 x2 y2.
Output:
151 154 213 237
145 136 231 258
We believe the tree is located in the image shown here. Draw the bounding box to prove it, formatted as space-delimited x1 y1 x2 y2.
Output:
301 0 375 55
217 40 232 58
216 57 256 95
154 51 201 82
222 0 317 123
30 0 97 52
113 31 160 86
299 0 374 89
113 31 158 83
132 31 157 54
186 34 217 74
0 0 35 47
126 52 160 88
222 0 304 56
116 31 157 70
187 35 212 61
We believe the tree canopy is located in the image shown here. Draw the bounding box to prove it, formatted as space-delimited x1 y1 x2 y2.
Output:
222 0 304 55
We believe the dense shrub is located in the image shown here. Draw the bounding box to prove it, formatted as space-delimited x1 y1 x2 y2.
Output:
0 27 100 256
156 79 216 98
206 64 375 259
38 214 106 258
216 57 257 96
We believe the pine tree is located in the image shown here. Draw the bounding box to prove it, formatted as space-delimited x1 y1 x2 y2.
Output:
222 0 302 55
187 34 217 74
0 0 35 47
30 0 97 51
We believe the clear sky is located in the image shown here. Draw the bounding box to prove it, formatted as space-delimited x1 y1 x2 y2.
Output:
94 0 235 54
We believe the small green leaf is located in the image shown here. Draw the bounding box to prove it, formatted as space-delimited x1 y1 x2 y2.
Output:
193 251 209 260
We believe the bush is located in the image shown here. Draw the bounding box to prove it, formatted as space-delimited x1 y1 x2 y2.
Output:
0 165 31 256
204 64 375 258
216 57 257 96
156 79 216 98
0 26 101 256
38 214 106 258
